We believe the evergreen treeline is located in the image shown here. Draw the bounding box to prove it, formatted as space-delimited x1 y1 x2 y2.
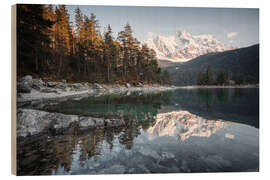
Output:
17 4 170 85
197 65 245 85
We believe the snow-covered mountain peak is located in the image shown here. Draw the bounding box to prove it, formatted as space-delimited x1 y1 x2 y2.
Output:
176 30 192 39
145 31 236 62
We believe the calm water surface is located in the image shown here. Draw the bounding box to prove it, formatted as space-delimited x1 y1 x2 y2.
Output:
17 88 259 175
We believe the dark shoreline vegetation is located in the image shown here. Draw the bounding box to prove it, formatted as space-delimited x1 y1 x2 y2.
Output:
17 4 171 85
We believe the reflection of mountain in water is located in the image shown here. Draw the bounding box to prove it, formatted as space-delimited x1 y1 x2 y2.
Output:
148 110 232 141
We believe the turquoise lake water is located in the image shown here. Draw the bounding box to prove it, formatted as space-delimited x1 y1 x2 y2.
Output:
17 88 259 175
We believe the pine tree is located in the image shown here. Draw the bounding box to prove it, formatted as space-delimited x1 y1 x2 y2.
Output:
197 71 203 85
161 70 171 85
75 8 83 43
54 5 73 77
17 4 53 75
205 65 213 85
82 14 103 77
216 71 226 85
103 25 113 82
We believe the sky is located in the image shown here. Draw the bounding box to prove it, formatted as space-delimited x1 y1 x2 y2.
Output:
66 5 259 48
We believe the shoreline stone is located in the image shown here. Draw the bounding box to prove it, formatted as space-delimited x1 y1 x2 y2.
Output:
17 109 78 137
17 75 33 93
47 82 58 87
17 109 127 138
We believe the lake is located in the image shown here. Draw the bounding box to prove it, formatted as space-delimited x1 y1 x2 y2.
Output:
17 88 259 175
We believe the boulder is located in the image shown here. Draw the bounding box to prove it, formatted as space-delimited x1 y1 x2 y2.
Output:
71 83 84 90
79 117 95 129
55 82 67 90
32 78 45 90
114 84 122 89
17 109 78 137
92 83 103 89
79 116 105 130
79 116 125 130
125 83 131 88
82 84 91 90
52 113 78 133
47 81 57 87
95 118 105 126
104 118 125 127
137 82 143 87
84 82 92 87
17 75 33 93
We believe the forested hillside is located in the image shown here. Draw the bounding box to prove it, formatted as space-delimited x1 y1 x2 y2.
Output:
164 44 259 86
17 4 170 85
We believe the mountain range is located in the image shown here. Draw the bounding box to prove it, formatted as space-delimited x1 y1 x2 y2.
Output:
145 31 236 62
163 44 259 86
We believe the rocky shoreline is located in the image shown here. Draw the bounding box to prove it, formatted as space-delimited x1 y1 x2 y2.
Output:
17 75 178 107
16 75 178 139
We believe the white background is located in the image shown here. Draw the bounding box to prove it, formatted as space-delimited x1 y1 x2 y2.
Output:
0 0 269 179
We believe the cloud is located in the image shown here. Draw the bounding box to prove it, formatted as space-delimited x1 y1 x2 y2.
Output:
227 32 238 38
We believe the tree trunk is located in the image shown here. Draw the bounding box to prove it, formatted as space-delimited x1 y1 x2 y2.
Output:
107 64 110 82
35 50 39 72
58 55 62 78
83 60 87 77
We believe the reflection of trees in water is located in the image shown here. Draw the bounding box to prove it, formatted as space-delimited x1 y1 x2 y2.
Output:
195 88 251 108
169 88 250 111
216 89 229 104
17 127 121 175
79 128 104 166
18 92 173 175
119 106 161 149
166 88 259 128
232 88 243 103
195 89 240 110
17 131 77 175
196 89 215 110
